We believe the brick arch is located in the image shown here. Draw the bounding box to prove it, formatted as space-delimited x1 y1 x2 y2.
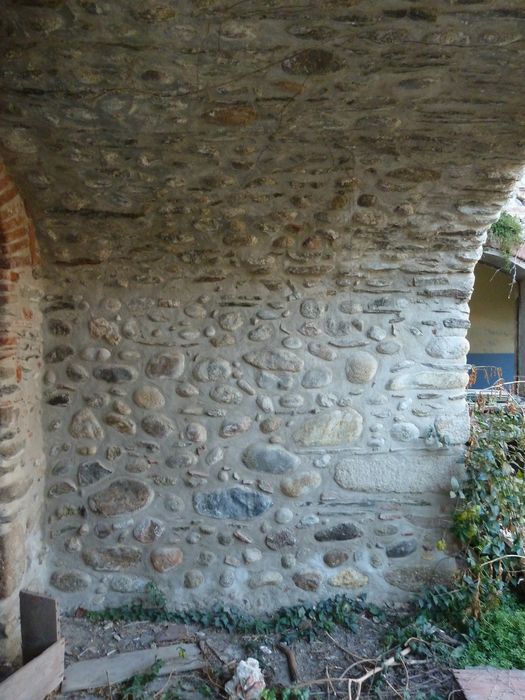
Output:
0 157 44 661
0 161 40 274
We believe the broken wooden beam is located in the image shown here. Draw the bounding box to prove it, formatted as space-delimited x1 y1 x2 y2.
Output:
62 642 204 692
454 667 525 700
0 639 65 700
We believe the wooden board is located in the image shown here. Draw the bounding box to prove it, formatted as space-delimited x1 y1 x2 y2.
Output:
454 667 525 699
62 642 204 692
20 590 60 664
0 639 64 700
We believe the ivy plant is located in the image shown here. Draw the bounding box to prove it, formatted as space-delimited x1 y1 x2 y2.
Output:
83 589 367 645
411 398 525 636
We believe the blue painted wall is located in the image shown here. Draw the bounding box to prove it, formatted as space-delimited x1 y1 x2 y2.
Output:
467 263 518 390
467 352 516 389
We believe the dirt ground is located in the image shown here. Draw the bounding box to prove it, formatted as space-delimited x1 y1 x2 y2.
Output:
46 604 465 700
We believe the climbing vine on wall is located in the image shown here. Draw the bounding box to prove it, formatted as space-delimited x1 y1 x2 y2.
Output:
449 397 525 623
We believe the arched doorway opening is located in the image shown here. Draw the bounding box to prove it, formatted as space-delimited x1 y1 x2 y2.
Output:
467 256 524 392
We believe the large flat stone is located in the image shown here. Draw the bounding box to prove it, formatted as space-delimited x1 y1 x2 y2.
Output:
51 569 91 592
314 523 362 542
294 410 363 446
193 487 273 520
88 479 153 516
82 546 142 571
243 348 304 372
0 523 25 598
242 442 299 474
388 371 468 391
326 451 463 493
93 366 136 383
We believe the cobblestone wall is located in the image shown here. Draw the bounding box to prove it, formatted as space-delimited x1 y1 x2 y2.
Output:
42 258 472 610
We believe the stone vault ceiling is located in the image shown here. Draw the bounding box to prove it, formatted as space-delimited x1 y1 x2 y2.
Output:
1 1 525 275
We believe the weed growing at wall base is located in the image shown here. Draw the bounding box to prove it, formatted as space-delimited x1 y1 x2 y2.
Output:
82 589 368 645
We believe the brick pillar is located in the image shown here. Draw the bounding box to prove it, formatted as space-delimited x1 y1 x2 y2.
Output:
0 159 44 662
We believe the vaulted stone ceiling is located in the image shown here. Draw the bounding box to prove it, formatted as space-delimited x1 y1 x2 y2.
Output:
1 0 525 279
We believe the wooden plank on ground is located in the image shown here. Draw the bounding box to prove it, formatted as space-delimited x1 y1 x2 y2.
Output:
20 590 60 664
0 639 64 700
62 642 204 692
454 667 525 699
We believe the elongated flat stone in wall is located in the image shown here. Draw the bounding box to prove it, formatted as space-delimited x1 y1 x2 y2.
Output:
51 569 91 592
294 410 363 446
105 413 136 435
243 348 304 372
93 366 136 383
308 342 337 361
133 386 165 409
0 524 26 597
388 372 468 391
46 391 70 406
293 571 322 592
141 414 174 438
249 571 283 588
242 442 299 474
426 337 470 359
302 367 332 388
66 364 89 382
282 48 342 75
314 523 362 542
386 539 418 558
88 479 153 516
193 487 273 519
82 546 142 571
220 416 252 437
203 103 257 126
45 345 74 363
329 568 368 588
